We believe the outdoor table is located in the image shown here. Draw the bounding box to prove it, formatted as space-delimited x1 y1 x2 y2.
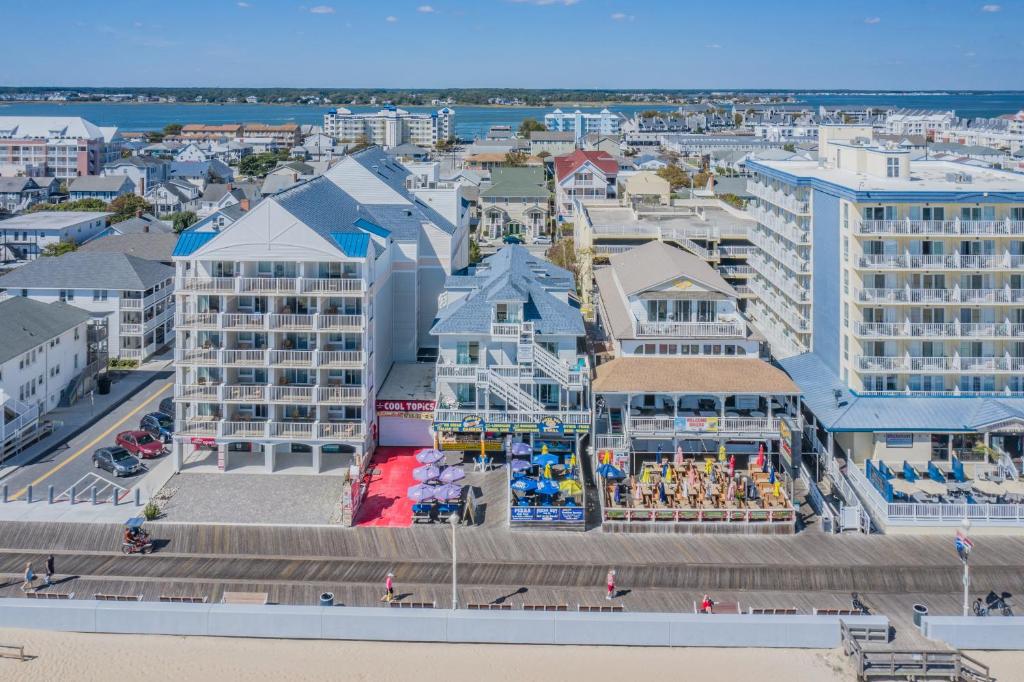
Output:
972 479 1006 496
914 479 948 496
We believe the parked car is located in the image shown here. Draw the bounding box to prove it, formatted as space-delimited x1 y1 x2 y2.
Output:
115 430 165 459
533 235 552 245
92 447 142 477
140 412 174 443
502 234 523 244
158 397 174 417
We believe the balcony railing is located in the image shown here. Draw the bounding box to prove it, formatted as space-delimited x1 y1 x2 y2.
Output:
854 218 1024 237
858 287 1024 305
490 322 521 339
177 276 365 295
747 181 809 215
854 321 1024 339
857 254 1024 270
176 312 366 331
436 364 479 380
750 229 811 273
628 416 783 436
749 204 810 244
433 408 591 426
237 277 298 294
634 320 747 338
176 347 366 368
857 356 1024 373
747 278 811 333
318 386 365 404
748 253 810 305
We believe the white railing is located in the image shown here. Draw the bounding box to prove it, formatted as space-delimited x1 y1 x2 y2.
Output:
854 321 1024 339
222 384 268 402
436 364 479 380
749 204 810 244
627 416 781 436
220 349 268 366
747 181 809 214
318 421 363 439
177 420 218 437
237 277 298 294
268 314 315 330
301 278 364 293
857 287 1024 305
634 320 747 337
490 322 521 339
477 368 545 412
857 253 1024 270
747 278 811 332
269 385 315 403
748 252 810 303
269 421 315 439
220 420 269 438
858 355 1024 373
717 245 758 257
318 314 364 331
120 323 143 335
221 313 266 329
120 298 143 310
661 228 713 260
720 265 755 276
855 218 1024 236
750 229 811 273
175 348 220 365
594 434 628 451
176 384 220 401
318 386 365 404
433 408 591 426
175 312 220 328
318 350 364 367
269 350 314 366
178 276 235 293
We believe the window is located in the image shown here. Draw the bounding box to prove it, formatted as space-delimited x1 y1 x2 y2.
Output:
74 327 80 341
93 289 107 301
455 342 479 365
886 157 900 178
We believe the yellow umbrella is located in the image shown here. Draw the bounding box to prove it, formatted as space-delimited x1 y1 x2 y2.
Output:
569 453 576 469
544 462 552 479
718 444 727 462
773 481 781 498
541 444 549 455
641 467 651 484
704 458 713 475
663 465 673 483
560 478 583 496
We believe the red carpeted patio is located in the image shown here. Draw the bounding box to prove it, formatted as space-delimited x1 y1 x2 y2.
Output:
354 446 418 527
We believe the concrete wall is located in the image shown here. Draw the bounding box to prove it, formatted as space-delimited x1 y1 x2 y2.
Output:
922 616 1024 650
0 599 888 648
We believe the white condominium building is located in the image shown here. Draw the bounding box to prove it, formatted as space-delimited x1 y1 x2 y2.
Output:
544 109 623 143
322 106 455 148
171 147 468 474
882 109 956 138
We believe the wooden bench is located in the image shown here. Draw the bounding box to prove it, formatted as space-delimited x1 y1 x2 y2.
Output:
694 600 740 614
814 608 862 616
25 591 73 600
749 607 798 615
578 604 625 613
221 592 269 605
522 604 568 612
0 644 27 661
95 594 143 602
160 595 208 604
467 603 513 610
388 601 435 609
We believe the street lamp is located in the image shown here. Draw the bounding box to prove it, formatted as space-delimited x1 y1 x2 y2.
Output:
450 510 460 610
955 518 973 616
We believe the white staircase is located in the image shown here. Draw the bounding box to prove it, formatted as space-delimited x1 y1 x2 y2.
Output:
1 392 39 444
516 322 535 364
517 321 587 390
661 228 716 261
476 368 544 412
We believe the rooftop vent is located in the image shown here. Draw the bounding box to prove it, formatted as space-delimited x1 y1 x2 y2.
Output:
946 171 972 184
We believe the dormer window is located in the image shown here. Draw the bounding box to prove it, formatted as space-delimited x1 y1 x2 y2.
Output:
495 303 513 322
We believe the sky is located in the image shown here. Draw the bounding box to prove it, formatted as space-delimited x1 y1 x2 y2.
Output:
2 0 1023 90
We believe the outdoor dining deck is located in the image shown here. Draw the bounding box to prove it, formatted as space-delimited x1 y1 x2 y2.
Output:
508 439 586 528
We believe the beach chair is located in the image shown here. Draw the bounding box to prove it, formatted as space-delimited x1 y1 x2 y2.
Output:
412 503 433 523
902 461 919 482
927 461 946 484
952 456 967 483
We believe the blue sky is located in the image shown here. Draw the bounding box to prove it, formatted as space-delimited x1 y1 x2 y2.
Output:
3 1 1022 89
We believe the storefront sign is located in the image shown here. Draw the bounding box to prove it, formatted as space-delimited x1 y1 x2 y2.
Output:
673 416 720 433
885 433 914 448
435 418 589 434
375 399 435 413
510 506 586 524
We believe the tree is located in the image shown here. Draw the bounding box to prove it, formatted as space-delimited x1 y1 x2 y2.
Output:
41 241 77 257
783 143 796 153
546 237 578 281
535 150 550 159
468 237 481 265
691 171 711 190
238 151 288 178
733 112 743 127
504 150 528 167
29 198 107 213
656 165 691 189
163 211 198 232
517 118 546 138
163 123 183 136
108 194 153 224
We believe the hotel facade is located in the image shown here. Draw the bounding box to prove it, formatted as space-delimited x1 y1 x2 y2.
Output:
322 107 455 148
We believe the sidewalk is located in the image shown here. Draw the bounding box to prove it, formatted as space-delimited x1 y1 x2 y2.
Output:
0 352 173 483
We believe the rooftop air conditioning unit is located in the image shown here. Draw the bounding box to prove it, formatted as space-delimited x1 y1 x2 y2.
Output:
946 172 972 184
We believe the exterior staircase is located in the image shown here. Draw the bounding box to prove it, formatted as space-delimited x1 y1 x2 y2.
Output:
476 368 544 412
517 321 587 390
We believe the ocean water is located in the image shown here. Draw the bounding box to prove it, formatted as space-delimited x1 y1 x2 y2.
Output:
1 93 1021 140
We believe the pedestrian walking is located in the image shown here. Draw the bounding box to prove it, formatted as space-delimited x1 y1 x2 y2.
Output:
606 569 616 601
701 594 714 614
381 572 395 603
21 562 35 592
44 555 55 587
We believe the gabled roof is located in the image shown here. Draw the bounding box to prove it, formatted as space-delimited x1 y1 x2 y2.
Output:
0 252 173 291
109 214 172 235
0 297 91 365
431 246 583 337
0 177 39 193
78 232 178 263
480 167 548 199
607 241 735 297
68 176 133 192
554 150 618 181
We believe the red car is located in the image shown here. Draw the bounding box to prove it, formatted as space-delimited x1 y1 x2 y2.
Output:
115 430 165 459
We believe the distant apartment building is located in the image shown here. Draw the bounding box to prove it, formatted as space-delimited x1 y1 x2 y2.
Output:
322 106 455 148
936 111 1024 153
0 252 174 362
241 123 302 148
0 211 110 261
544 109 623 143
882 109 956 139
529 131 576 157
178 124 243 142
0 116 122 179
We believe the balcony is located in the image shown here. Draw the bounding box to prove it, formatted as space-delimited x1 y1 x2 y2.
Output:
750 229 811 274
858 287 1024 305
301 278 364 294
857 254 1024 271
177 312 366 332
854 321 1024 339
858 355 1024 374
237 277 298 294
177 277 236 293
268 314 315 330
627 415 784 438
176 276 364 295
854 218 1024 237
222 384 268 402
749 205 810 244
436 364 479 380
269 385 315 403
221 349 269 366
633 320 747 338
433 408 591 427
268 350 314 367
490 322 521 339
747 279 811 332
175 312 220 329
748 253 810 304
318 386 365 405
747 182 809 215
221 313 266 329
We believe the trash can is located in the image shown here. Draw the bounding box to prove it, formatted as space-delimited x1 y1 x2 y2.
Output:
97 375 112 395
913 603 928 628
319 592 334 607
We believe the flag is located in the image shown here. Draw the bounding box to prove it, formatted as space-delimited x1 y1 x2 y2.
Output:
954 530 973 559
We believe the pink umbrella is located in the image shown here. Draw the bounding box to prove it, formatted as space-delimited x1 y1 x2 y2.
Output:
412 464 440 482
439 466 465 484
408 484 438 502
726 479 736 502
687 466 696 488
728 454 736 476
435 483 463 501
674 445 684 466
416 448 445 464
756 443 765 469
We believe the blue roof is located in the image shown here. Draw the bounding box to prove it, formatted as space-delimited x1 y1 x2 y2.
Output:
330 232 370 258
779 352 1024 432
431 246 583 337
173 230 218 257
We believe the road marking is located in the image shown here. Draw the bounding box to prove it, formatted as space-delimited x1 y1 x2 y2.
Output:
9 381 172 500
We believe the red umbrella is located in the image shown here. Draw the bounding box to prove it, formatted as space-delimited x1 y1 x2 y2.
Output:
756 443 765 468
728 454 736 476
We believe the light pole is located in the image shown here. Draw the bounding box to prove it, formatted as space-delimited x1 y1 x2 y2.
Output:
955 518 973 616
450 511 460 610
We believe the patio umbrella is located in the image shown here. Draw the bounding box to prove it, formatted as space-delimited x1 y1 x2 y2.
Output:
773 480 781 498
407 484 438 503
540 444 549 455
510 442 531 457
687 466 696 488
510 459 532 473
435 483 463 501
533 453 559 468
412 464 441 482
704 459 713 476
756 443 765 469
544 462 553 479
728 454 736 476
439 466 465 484
536 478 560 496
597 463 625 480
510 477 538 493
769 467 776 485
674 446 684 466
559 478 583 496
415 448 445 464
726 479 736 501
641 467 651 485
718 444 727 462
568 453 576 469
664 466 674 483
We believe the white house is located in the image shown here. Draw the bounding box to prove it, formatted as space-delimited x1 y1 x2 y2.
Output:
102 157 170 196
68 176 135 202
553 150 618 218
0 211 110 261
145 180 201 215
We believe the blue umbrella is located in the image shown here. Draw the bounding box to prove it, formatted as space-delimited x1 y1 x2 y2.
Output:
533 453 559 468
510 459 532 473
415 448 445 464
769 467 776 485
510 477 538 492
597 463 625 480
510 442 532 457
439 466 465 484
407 484 438 503
536 478 560 496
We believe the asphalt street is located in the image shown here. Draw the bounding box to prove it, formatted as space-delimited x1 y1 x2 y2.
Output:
2 376 173 502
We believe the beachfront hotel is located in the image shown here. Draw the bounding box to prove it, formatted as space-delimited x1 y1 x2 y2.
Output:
544 108 623 144
322 106 455 149
171 148 468 474
0 116 122 179
747 124 1024 530
590 240 802 530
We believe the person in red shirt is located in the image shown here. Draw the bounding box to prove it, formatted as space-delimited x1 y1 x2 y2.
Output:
381 572 395 603
606 569 616 601
701 594 714 614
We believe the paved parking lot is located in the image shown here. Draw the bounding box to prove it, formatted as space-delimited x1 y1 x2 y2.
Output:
156 472 348 525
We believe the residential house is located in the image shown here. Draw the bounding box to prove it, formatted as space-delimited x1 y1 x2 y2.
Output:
105 213 173 236
78 232 179 266
145 180 201 215
197 183 258 218
67 175 134 202
553 150 618 217
619 171 671 207
478 167 550 242
174 143 211 163
0 177 47 213
529 131 576 158
0 252 175 361
170 160 233 190
633 154 670 171
0 211 110 261
102 156 169 196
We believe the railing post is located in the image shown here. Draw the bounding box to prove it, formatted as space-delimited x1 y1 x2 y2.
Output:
134 488 141 506
69 485 76 504
90 485 97 505
26 485 32 503
48 485 54 504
